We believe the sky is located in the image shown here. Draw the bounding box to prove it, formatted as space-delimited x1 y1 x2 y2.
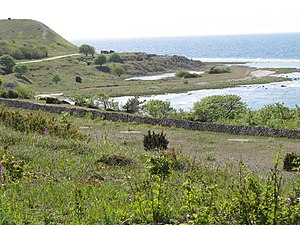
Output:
2 0 300 40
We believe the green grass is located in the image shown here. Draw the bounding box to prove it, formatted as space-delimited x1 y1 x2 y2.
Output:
1 54 289 98
0 19 78 57
0 107 300 224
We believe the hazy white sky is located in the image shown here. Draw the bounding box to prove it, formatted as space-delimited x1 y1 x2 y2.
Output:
2 0 300 40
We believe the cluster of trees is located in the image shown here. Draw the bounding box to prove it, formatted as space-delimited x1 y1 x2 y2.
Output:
114 94 300 130
79 44 95 57
78 44 126 77
0 41 48 60
93 52 125 77
0 55 28 75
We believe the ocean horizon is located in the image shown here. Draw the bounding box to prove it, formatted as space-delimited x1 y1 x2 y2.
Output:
72 32 300 61
73 33 300 109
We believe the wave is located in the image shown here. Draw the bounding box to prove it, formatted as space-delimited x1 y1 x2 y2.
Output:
194 58 300 68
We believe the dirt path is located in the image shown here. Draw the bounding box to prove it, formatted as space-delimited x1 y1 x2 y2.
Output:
38 22 49 39
18 53 80 64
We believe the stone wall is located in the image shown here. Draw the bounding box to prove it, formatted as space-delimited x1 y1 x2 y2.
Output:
1 98 300 139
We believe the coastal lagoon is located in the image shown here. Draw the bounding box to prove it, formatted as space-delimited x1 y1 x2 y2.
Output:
74 33 300 109
114 73 300 110
125 71 204 81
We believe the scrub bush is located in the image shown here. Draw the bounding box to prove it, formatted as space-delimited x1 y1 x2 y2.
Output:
143 130 169 151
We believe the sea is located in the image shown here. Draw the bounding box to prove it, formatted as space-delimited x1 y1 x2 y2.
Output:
72 33 300 110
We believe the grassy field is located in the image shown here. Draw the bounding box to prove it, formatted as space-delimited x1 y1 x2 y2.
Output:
1 19 300 224
0 107 299 224
0 19 78 57
1 54 290 98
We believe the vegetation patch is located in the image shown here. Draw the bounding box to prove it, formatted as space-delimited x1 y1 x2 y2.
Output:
209 66 231 74
283 152 300 171
0 106 86 140
96 154 134 167
176 70 200 78
143 130 169 151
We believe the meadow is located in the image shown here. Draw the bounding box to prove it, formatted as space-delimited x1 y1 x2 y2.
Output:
1 19 300 224
1 54 290 98
0 106 299 224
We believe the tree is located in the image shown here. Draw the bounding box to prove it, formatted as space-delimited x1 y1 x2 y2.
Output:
13 64 28 76
122 96 145 113
0 54 16 74
142 99 174 118
52 74 61 84
94 54 107 66
111 64 125 77
108 53 122 63
193 94 247 122
96 93 119 110
79 44 95 57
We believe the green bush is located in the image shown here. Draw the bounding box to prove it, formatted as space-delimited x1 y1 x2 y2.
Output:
15 86 35 99
143 130 169 151
13 64 28 76
0 42 48 59
283 152 300 171
111 64 125 77
0 106 86 140
1 89 18 98
176 70 199 78
96 93 119 111
1 145 26 182
96 65 111 73
108 53 122 63
0 54 16 74
143 99 174 118
52 74 61 84
193 94 247 122
122 96 144 113
79 44 95 56
209 66 231 74
94 54 107 66
255 103 294 128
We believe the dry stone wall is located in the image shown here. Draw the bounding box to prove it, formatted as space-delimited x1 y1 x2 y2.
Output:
1 98 300 139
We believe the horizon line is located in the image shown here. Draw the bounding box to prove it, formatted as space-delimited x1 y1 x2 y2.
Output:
70 31 300 41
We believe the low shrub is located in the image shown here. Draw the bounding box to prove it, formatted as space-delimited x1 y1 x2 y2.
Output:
0 106 86 140
1 89 18 98
209 66 231 74
96 66 111 73
283 152 300 171
176 70 199 78
143 130 169 151
15 86 35 99
122 96 144 113
75 76 82 83
96 154 134 166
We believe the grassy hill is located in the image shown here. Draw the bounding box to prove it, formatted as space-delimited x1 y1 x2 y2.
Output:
0 19 78 57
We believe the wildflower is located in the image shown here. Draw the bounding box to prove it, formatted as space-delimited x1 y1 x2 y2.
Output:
44 128 49 136
37 139 41 146
84 163 89 169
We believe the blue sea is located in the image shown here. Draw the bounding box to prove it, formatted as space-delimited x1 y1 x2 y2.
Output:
72 33 300 109
73 33 300 61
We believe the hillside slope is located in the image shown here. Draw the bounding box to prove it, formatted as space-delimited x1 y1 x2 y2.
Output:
0 19 78 57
